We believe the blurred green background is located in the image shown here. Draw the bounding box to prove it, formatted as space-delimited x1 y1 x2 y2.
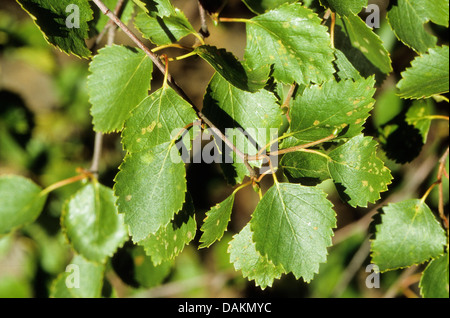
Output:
0 0 448 298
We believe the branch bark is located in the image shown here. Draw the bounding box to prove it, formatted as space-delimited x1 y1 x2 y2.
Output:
198 0 210 38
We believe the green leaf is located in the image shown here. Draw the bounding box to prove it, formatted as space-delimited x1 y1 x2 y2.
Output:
88 45 153 133
203 72 283 183
50 255 104 298
371 87 403 128
228 224 284 289
397 45 449 99
199 193 235 248
328 135 392 207
320 0 368 15
0 175 47 235
61 182 128 264
122 86 198 153
242 0 298 15
131 246 173 288
371 199 447 271
17 0 93 58
387 0 448 53
195 45 270 92
250 183 336 281
132 0 175 17
405 99 434 143
419 252 449 298
333 20 386 82
339 14 392 74
135 9 197 45
244 3 335 85
281 151 330 185
138 194 196 265
203 72 283 147
284 77 376 147
114 142 187 242
333 49 363 81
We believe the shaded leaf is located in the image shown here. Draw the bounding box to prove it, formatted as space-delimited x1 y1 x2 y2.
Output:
281 151 330 185
405 99 434 143
320 0 368 15
339 14 392 74
333 49 363 81
17 0 93 58
135 9 197 45
195 45 269 92
0 175 47 236
132 0 175 16
242 0 298 15
131 246 173 288
371 87 403 128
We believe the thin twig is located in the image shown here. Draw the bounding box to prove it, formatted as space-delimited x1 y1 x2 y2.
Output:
93 0 126 48
270 133 336 157
90 132 104 178
41 169 93 196
248 132 336 161
331 237 371 297
90 4 120 178
322 8 332 25
330 12 336 49
281 83 297 123
198 0 210 38
383 265 419 298
132 270 237 298
437 147 449 228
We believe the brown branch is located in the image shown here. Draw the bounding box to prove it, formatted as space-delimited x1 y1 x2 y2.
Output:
281 83 296 123
198 0 210 38
270 133 336 157
90 2 120 178
92 0 126 48
91 0 194 107
330 12 336 48
437 147 449 228
247 132 336 161
90 132 103 178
